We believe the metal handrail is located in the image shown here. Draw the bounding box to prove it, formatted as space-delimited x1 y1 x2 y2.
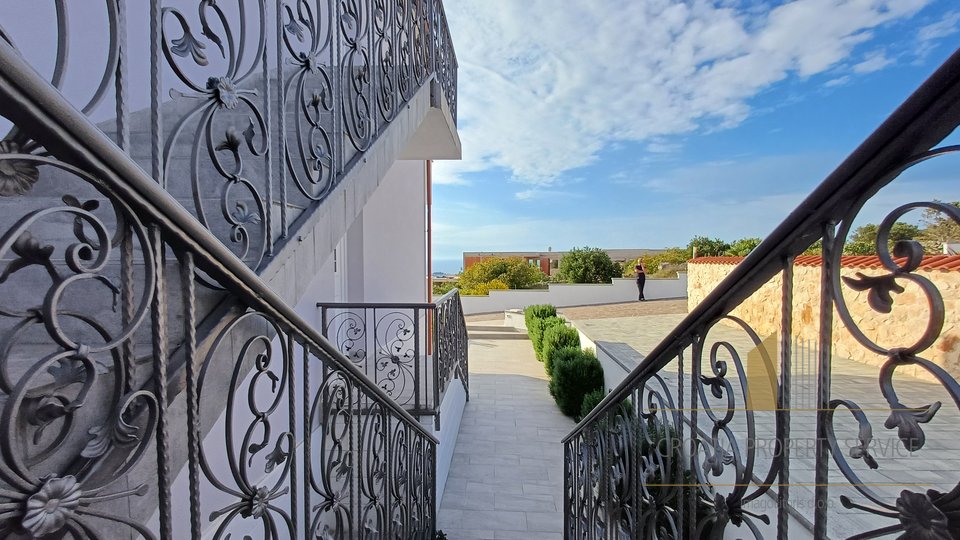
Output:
316 287 469 426
564 48 960 444
0 38 436 443
562 48 960 540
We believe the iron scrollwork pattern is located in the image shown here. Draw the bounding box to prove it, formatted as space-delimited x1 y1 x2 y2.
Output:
160 0 271 270
0 1 126 165
0 150 160 537
318 291 470 423
563 54 960 539
280 0 339 201
0 49 441 540
0 0 457 271
821 148 960 539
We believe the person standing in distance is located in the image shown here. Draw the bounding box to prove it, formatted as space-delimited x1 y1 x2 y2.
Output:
634 259 647 301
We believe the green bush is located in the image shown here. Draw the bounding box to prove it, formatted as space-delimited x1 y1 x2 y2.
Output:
579 387 606 420
546 346 583 384
461 256 545 291
432 280 458 296
542 324 580 373
557 246 619 283
550 349 604 417
460 278 508 296
524 304 558 359
524 304 557 327
527 317 544 354
534 317 565 360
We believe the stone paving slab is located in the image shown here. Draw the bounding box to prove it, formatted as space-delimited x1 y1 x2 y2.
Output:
438 331 573 540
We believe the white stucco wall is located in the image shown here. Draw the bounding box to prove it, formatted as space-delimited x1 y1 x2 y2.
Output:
460 275 688 315
361 160 428 303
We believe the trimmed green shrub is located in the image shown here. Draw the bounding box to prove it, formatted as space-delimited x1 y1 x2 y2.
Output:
579 387 606 420
547 346 583 392
534 316 565 360
526 318 543 357
550 349 604 417
542 324 580 374
524 304 559 360
524 304 556 327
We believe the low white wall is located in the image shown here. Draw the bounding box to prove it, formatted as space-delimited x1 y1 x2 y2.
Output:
432 379 467 511
461 275 687 315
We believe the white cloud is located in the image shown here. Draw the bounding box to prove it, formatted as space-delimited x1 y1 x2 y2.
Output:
824 75 852 88
918 11 960 42
913 10 960 60
852 50 894 73
434 0 934 185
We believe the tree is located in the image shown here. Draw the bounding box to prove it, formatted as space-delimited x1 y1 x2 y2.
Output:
843 241 875 255
725 237 762 256
803 239 822 255
558 247 619 284
919 201 960 254
459 257 544 294
688 236 730 258
845 222 921 254
849 224 879 246
623 248 690 278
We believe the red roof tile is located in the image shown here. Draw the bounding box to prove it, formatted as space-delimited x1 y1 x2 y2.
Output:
688 254 960 272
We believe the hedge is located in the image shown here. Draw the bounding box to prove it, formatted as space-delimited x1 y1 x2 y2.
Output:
550 348 604 417
579 387 606 420
546 346 583 388
542 324 580 374
532 316 564 360
524 304 556 327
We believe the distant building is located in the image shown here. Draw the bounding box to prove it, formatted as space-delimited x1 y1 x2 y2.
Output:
462 248 668 277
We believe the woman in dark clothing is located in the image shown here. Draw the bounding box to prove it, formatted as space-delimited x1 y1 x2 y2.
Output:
635 260 646 301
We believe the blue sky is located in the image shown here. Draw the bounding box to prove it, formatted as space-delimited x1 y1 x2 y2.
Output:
430 0 960 273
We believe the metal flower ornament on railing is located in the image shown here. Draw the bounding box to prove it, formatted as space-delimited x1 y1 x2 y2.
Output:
280 0 338 203
818 154 960 540
161 0 271 269
564 50 960 539
0 0 456 271
0 2 452 532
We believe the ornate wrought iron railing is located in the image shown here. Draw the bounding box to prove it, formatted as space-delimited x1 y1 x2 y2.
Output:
0 0 457 272
563 50 960 539
317 288 469 427
0 19 439 540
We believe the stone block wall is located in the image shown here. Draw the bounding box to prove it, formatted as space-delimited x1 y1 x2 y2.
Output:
688 261 960 382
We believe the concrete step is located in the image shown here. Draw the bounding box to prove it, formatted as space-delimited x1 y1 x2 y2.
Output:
466 324 522 332
467 330 530 340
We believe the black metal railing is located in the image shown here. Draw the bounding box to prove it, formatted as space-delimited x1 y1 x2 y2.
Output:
0 18 441 540
0 0 457 271
563 50 960 539
317 288 469 427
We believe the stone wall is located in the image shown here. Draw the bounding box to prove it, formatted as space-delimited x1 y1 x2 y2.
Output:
688 261 960 382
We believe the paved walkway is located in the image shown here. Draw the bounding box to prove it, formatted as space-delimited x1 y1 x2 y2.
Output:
558 298 688 320
438 319 573 540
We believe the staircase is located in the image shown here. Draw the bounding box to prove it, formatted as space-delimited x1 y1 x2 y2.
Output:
0 1 459 538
